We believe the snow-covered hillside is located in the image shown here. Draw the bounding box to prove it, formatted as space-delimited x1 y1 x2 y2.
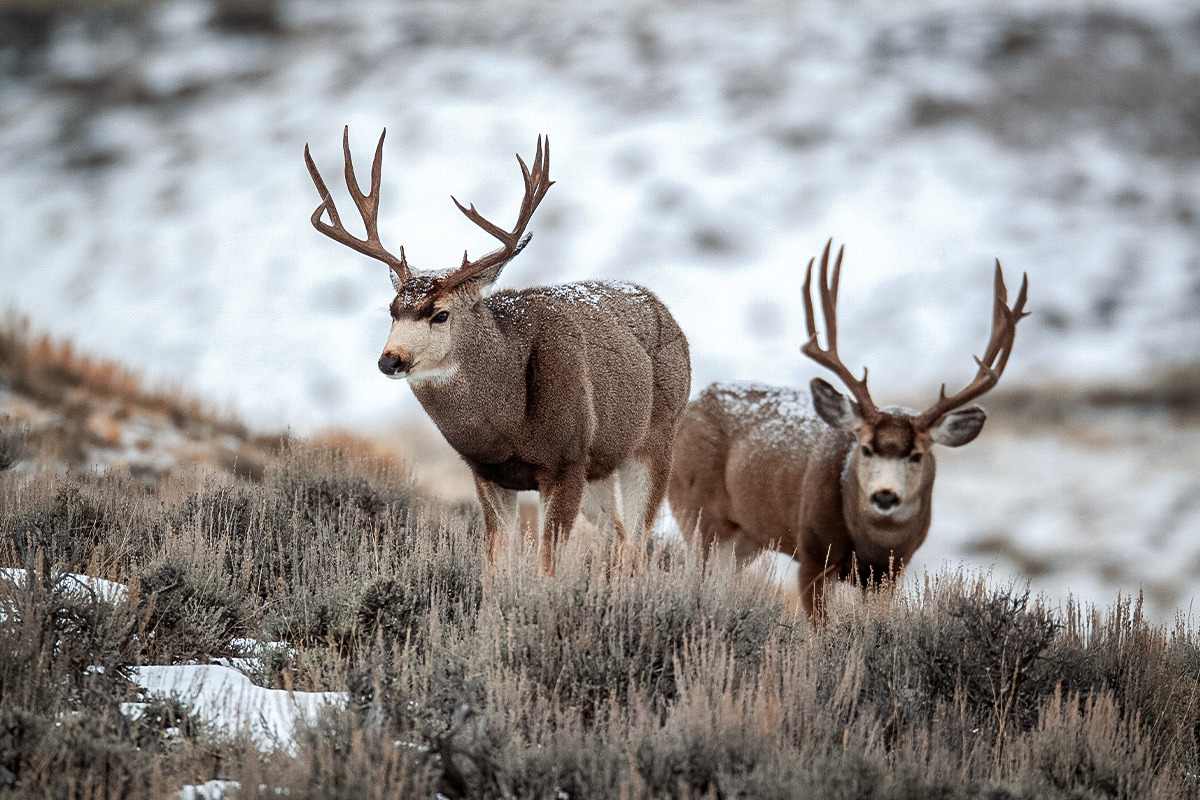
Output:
2 0 1198 428
2 0 1199 619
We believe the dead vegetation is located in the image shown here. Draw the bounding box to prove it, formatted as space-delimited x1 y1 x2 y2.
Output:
0 316 1197 797
985 364 1200 426
0 427 1197 798
0 312 287 481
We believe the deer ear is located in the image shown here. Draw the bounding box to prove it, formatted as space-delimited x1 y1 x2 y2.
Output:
389 269 403 292
464 260 508 292
436 257 511 298
929 405 986 447
811 377 863 432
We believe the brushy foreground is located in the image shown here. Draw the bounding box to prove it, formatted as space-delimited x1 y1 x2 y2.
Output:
0 434 1197 800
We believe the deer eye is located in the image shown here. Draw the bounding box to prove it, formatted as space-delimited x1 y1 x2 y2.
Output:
861 446 872 458
431 310 450 324
910 452 923 464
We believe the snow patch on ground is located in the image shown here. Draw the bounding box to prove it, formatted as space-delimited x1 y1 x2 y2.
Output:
126 664 346 754
179 780 242 800
0 570 345 756
0 567 128 604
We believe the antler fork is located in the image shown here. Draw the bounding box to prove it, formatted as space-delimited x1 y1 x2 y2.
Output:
304 126 411 283
434 135 554 294
913 262 1029 429
801 240 881 423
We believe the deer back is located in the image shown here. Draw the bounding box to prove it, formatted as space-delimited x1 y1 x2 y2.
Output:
672 383 852 551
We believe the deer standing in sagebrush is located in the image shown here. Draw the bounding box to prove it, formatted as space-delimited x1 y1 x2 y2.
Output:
668 240 1028 618
304 130 690 573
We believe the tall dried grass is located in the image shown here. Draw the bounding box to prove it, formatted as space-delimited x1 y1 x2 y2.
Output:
0 312 294 479
0 434 1197 798
0 314 243 437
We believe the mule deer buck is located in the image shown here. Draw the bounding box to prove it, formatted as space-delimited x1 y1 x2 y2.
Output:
669 240 1028 618
304 129 690 573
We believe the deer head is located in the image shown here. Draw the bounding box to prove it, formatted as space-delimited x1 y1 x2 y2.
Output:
802 240 1029 524
303 128 554 385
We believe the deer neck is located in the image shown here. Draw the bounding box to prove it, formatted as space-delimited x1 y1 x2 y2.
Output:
407 301 531 463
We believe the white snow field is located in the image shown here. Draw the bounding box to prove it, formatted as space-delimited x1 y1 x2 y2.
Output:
2 0 1200 618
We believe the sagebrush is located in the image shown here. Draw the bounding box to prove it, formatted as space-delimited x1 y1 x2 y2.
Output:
0 437 1197 798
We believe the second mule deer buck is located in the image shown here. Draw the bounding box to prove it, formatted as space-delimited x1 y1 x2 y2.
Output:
304 130 690 573
669 240 1028 618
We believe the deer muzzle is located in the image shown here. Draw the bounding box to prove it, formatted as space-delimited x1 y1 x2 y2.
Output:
870 490 901 512
378 353 409 378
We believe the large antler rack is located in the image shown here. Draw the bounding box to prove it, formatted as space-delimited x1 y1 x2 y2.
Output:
433 135 555 295
801 240 882 424
304 126 411 284
913 261 1029 430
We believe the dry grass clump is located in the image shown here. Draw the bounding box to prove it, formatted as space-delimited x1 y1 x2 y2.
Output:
0 316 231 434
284 559 1195 800
0 435 1197 798
0 533 219 796
0 436 465 796
0 313 282 480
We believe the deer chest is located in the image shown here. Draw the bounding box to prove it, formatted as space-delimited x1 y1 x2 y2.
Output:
468 457 540 492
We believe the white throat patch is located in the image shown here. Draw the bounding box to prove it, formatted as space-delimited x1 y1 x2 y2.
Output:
406 362 460 386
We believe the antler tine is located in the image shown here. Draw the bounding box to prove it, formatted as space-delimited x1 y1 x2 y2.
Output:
982 260 1030 369
914 260 1029 430
800 240 880 421
820 237 843 352
802 255 818 342
516 135 553 232
437 135 555 293
304 126 411 283
342 126 382 243
304 144 342 230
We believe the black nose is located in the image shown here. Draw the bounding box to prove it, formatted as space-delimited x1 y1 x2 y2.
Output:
871 490 900 511
378 354 407 375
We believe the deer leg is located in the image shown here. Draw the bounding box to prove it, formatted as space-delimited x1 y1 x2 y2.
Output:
537 470 587 576
619 431 675 539
581 475 630 579
473 474 518 564
580 474 626 544
616 458 652 545
642 448 674 543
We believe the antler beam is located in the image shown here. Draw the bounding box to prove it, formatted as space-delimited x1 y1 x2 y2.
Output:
913 261 1029 430
434 135 554 295
801 240 881 423
304 126 411 283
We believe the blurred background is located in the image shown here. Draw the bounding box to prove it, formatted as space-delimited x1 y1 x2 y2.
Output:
1 0 1198 619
